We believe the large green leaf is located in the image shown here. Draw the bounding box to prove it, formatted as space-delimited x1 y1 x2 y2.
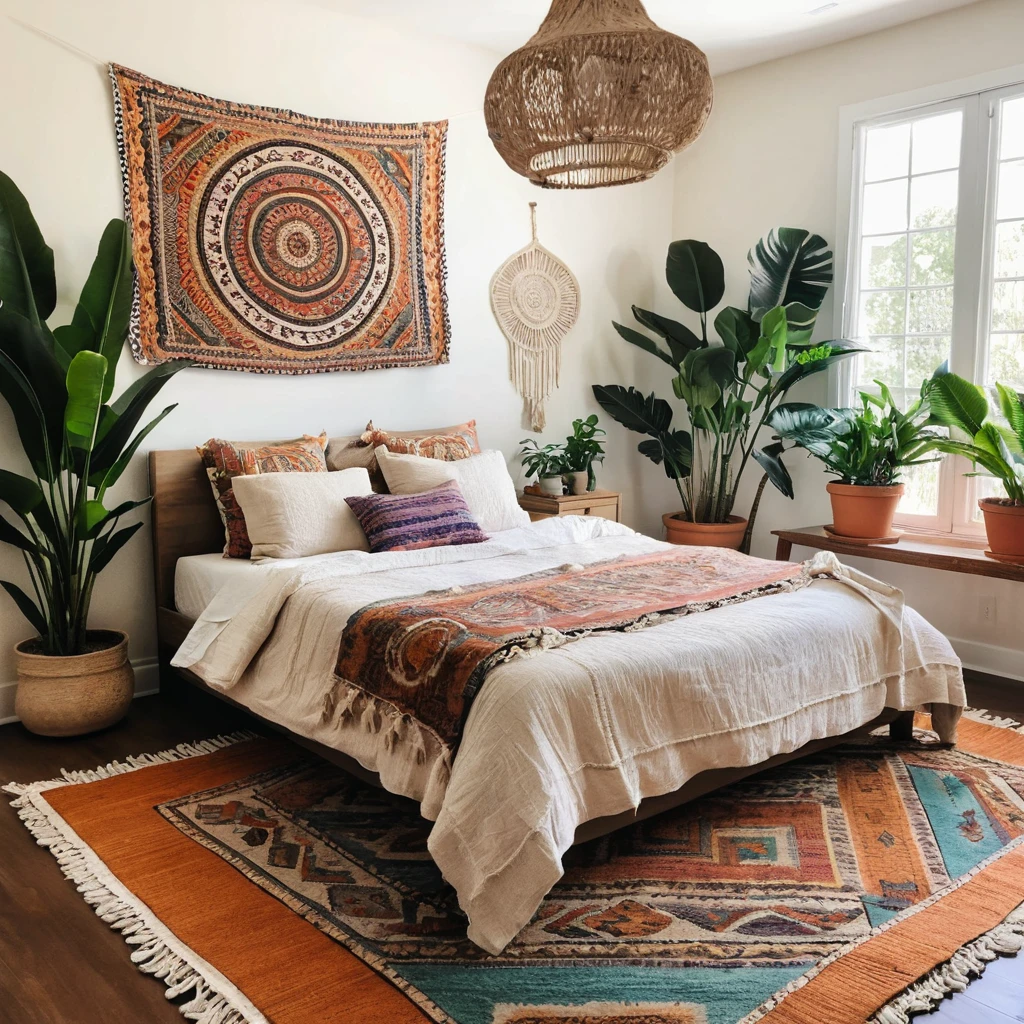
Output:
58 220 133 401
64 350 108 449
714 306 759 357
666 240 725 315
925 372 988 435
83 497 150 539
88 521 143 574
613 321 675 368
90 362 189 476
768 403 851 456
592 384 673 436
0 171 56 324
759 306 789 372
0 306 66 472
747 228 833 323
0 512 36 552
752 442 794 499
637 430 693 480
0 579 47 637
688 345 736 390
0 468 44 515
995 382 1024 448
93 403 177 491
631 306 703 364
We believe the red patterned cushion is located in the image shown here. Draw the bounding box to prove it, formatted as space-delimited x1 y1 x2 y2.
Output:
197 434 328 558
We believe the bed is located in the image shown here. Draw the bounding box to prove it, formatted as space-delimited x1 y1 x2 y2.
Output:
149 447 966 954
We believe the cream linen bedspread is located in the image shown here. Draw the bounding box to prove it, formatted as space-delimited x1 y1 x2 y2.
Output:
172 517 965 954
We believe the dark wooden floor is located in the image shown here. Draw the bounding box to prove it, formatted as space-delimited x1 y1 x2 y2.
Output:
1 673 1023 1023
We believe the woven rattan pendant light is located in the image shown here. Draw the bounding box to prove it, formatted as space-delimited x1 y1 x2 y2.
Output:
484 0 714 189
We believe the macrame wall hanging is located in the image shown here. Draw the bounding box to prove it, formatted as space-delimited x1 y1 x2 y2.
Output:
490 203 581 431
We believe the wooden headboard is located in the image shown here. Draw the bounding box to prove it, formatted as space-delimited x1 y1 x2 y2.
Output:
149 449 223 616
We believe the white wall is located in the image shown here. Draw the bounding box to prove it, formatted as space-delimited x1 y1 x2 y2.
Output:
668 0 1024 678
0 0 674 718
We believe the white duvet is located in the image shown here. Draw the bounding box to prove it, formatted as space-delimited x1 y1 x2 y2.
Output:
173 517 965 954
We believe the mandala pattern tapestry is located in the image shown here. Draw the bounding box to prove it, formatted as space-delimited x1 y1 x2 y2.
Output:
110 65 450 374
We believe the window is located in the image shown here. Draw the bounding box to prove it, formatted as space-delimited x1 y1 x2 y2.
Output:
839 81 1024 535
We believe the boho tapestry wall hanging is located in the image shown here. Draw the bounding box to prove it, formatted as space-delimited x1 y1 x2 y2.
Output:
109 65 450 374
490 202 580 431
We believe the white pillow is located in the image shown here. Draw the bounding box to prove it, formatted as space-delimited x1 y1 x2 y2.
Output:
232 468 372 561
375 447 530 533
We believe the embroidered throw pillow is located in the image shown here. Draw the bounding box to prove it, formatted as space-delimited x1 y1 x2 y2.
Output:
326 419 480 485
344 480 488 553
197 433 328 559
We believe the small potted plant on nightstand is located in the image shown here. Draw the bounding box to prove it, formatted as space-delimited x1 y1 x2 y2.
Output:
518 438 569 496
564 415 606 495
770 379 943 541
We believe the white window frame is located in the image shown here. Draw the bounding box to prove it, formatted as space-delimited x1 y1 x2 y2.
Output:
834 65 1024 540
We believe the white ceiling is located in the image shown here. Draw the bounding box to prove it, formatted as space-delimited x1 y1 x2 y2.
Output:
319 0 980 74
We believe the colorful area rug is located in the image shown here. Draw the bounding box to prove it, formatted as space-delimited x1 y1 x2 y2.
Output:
110 65 449 374
8 714 1024 1024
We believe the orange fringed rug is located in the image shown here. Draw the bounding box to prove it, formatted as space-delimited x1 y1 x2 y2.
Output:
7 713 1024 1024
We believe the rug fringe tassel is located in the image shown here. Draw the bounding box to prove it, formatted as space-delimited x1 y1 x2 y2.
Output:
872 903 1024 1023
3 731 266 1024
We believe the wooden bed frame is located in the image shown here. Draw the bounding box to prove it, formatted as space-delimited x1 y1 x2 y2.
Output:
148 447 913 843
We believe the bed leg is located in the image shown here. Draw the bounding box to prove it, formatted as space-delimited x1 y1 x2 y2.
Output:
889 710 916 741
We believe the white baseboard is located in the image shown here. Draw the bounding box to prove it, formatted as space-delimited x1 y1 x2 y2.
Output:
0 657 160 726
949 637 1024 683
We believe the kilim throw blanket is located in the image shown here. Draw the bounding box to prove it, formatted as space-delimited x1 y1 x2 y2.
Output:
323 548 816 753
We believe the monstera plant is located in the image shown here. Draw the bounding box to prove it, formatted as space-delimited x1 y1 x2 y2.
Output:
0 170 189 735
594 228 862 551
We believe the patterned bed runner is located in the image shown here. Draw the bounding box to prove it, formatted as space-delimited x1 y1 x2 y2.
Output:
324 547 812 752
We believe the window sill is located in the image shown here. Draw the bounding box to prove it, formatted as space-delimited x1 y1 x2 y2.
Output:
893 524 987 550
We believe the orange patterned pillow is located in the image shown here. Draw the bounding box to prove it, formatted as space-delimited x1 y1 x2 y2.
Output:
352 423 473 490
197 433 328 558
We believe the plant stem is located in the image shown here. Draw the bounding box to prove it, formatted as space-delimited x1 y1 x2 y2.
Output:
740 472 771 555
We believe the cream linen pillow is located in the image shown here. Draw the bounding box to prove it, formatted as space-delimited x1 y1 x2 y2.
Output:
232 468 372 561
375 447 530 534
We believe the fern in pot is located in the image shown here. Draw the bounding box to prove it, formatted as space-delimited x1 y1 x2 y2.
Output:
0 172 189 736
594 229 862 551
769 379 944 540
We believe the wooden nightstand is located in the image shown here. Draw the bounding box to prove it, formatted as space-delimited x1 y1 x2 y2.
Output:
518 488 622 523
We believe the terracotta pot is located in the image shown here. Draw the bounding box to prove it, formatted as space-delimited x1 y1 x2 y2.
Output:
979 498 1024 559
14 629 134 737
539 474 564 496
662 512 748 550
826 482 904 539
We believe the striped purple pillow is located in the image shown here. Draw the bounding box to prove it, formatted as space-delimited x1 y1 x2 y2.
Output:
345 480 488 553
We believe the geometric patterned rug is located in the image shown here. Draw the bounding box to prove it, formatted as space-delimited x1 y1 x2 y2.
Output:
155 718 1024 1024
8 713 1024 1024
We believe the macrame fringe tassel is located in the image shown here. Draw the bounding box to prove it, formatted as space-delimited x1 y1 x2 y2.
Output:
4 732 266 1024
509 341 560 432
